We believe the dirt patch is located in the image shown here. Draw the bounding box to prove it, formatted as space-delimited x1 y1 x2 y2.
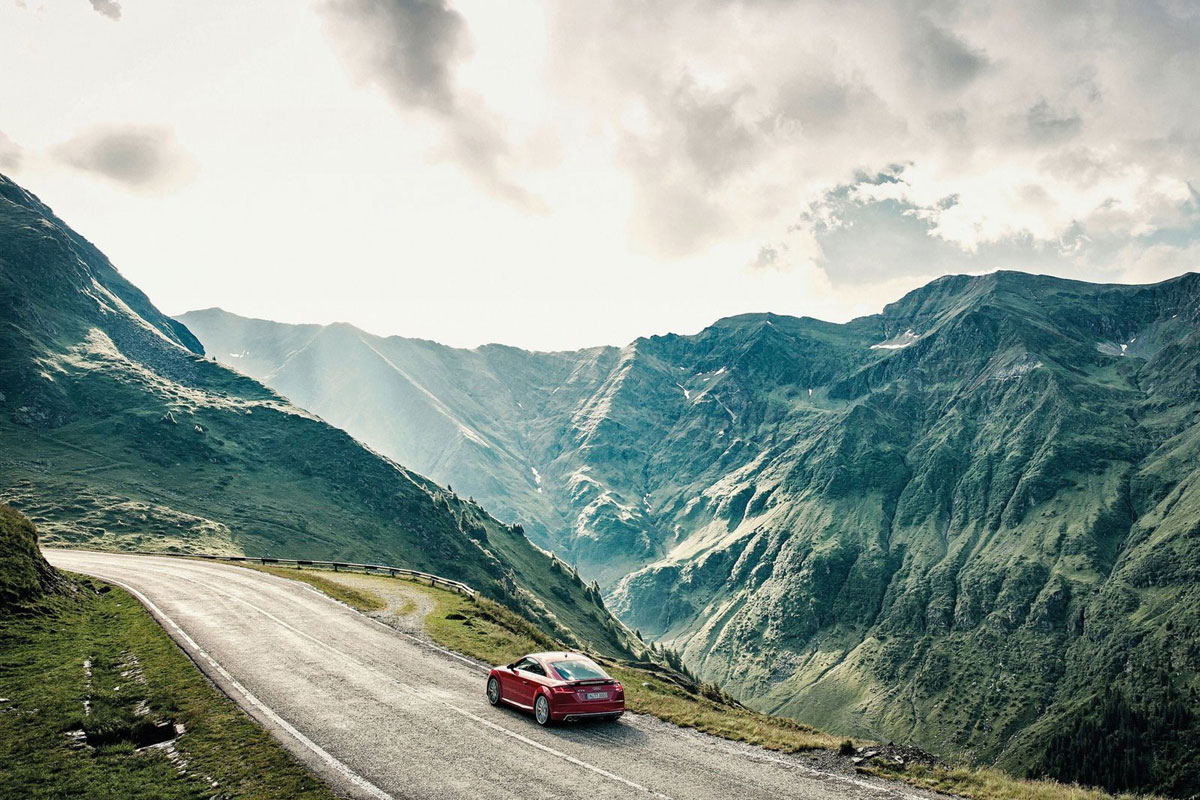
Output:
309 572 434 636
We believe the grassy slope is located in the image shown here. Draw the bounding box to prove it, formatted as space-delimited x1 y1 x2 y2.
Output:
180 274 1200 796
0 172 638 664
602 274 1200 796
257 561 1157 800
0 506 336 799
176 308 598 553
239 562 838 753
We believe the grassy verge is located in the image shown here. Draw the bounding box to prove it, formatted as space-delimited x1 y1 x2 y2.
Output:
251 562 1160 800
0 573 337 800
862 762 1147 800
241 564 386 612
241 564 841 752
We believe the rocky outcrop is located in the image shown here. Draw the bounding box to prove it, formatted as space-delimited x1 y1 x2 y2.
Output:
181 271 1200 795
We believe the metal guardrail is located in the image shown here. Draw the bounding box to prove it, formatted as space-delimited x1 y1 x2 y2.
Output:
136 551 478 598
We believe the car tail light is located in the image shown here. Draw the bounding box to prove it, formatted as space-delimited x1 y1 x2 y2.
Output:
551 685 576 695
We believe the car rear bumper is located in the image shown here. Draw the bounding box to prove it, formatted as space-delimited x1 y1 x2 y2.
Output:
550 698 625 721
556 709 624 722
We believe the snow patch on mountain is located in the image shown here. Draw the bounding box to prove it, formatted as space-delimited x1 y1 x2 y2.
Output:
870 328 918 350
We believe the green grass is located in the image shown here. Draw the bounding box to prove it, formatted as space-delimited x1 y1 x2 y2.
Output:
862 762 1153 800
241 563 387 612
243 564 844 753
259 562 1165 800
0 573 337 800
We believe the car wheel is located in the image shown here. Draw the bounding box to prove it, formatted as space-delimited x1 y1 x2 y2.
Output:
487 677 501 706
534 694 552 726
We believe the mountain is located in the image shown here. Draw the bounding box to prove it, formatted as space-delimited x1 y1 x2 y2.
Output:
176 309 597 561
0 173 637 660
183 273 1200 795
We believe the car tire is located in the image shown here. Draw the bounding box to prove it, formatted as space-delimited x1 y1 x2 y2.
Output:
534 694 552 726
487 677 501 706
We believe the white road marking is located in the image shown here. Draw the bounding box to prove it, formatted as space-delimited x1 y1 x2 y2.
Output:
130 564 675 799
62 555 932 800
443 703 672 799
281 574 489 672
90 572 394 800
262 566 931 800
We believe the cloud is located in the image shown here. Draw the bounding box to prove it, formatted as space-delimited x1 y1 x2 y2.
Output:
88 0 121 21
906 16 988 92
310 0 1200 279
321 0 464 113
749 244 781 271
52 124 194 193
763 163 1200 290
0 131 23 172
617 74 765 255
1026 100 1082 144
319 0 543 210
539 0 1200 279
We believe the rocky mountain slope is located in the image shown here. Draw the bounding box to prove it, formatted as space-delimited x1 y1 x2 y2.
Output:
0 173 637 660
184 273 1200 794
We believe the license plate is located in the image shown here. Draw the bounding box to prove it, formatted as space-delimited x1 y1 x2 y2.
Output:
585 691 609 700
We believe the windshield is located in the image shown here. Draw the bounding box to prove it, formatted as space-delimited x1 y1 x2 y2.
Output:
550 659 609 681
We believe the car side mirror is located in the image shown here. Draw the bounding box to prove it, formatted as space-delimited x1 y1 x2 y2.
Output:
506 663 517 670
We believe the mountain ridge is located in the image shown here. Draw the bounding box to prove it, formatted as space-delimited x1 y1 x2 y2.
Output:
0 172 639 662
182 268 1200 795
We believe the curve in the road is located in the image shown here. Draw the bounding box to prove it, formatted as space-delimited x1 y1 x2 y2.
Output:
44 550 941 800
88 569 395 800
147 566 669 799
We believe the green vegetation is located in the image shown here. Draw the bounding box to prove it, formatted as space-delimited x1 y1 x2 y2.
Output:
255 563 840 752
264 562 1159 800
6 173 1200 796
0 504 60 606
182 273 1200 796
1034 681 1198 796
862 762 1147 800
0 173 639 670
0 506 336 800
245 564 387 612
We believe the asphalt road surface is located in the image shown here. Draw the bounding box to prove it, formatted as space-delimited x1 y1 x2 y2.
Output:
45 550 947 800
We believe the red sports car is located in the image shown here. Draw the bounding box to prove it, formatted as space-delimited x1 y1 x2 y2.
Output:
486 651 625 725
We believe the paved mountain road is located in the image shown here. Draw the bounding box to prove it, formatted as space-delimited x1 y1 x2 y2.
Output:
45 550 945 800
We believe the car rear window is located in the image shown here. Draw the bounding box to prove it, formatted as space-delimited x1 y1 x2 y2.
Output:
550 659 608 681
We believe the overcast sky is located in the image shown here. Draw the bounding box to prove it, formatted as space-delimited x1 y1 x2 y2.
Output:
3 1 1199 350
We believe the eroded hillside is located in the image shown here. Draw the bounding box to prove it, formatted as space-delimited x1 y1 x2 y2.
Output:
184 272 1200 793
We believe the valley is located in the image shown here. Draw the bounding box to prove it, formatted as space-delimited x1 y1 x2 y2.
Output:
0 173 639 666
3 167 1198 795
183 273 1200 794
7 3 1198 797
